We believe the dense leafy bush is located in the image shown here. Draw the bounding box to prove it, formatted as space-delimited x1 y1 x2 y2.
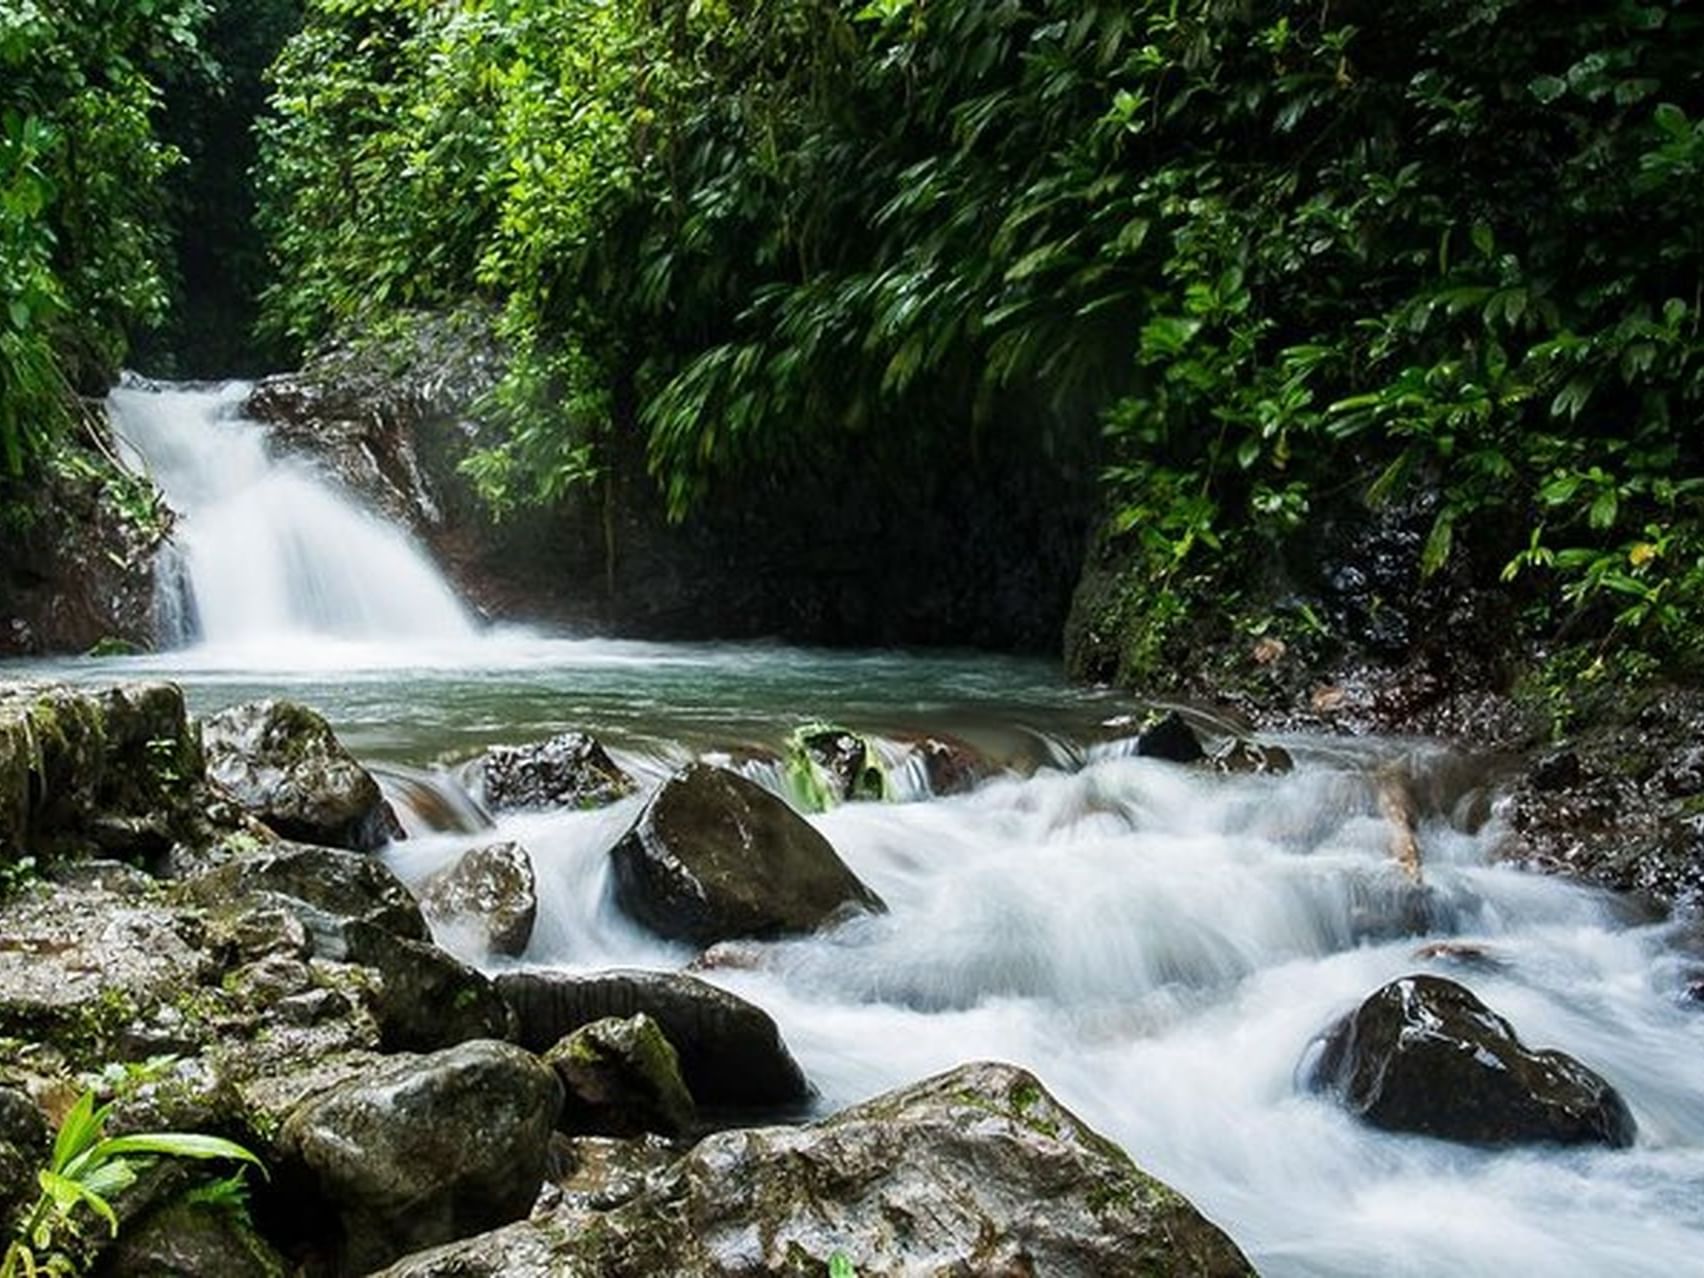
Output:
250 0 1704 674
0 0 210 475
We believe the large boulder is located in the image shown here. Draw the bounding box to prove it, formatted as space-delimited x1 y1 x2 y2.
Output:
181 842 428 945
278 1039 561 1276
418 841 537 957
497 968 810 1112
1304 974 1637 1148
478 732 635 812
202 699 401 851
0 682 206 864
545 1013 696 1138
373 1061 1255 1278
609 763 884 945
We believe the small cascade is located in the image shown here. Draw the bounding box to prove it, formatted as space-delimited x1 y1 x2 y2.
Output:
109 378 476 648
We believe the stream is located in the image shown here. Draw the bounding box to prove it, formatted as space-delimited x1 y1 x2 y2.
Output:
8 380 1704 1276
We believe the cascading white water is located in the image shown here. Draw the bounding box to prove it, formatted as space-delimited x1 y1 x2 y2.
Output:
108 379 475 648
383 741 1704 1278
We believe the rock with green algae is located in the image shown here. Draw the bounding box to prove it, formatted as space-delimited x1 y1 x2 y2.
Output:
609 763 884 946
545 1013 696 1139
0 681 207 866
94 1197 288 1278
201 698 402 852
371 1060 1257 1278
783 722 889 810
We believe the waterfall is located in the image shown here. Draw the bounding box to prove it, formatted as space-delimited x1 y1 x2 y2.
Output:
109 379 476 648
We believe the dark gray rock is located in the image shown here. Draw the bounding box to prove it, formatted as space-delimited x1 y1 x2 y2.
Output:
1305 974 1636 1148
181 842 428 945
95 1198 287 1278
418 841 536 957
545 1013 695 1138
202 699 401 851
497 968 809 1112
1137 711 1205 764
609 763 884 945
278 1039 561 1276
372 1061 1256 1278
343 922 514 1052
0 1084 47 1219
479 733 635 812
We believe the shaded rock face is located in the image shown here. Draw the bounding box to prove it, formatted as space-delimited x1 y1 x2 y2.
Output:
1305 974 1636 1148
202 699 401 852
0 1085 48 1218
610 763 884 945
497 968 810 1112
0 682 206 864
479 733 635 813
95 1199 288 1278
279 1039 561 1276
419 841 537 956
0 428 162 659
373 1061 1256 1278
343 922 515 1053
1136 711 1206 764
545 1013 696 1139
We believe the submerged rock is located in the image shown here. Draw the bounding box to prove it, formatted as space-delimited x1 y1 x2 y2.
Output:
479 732 635 812
418 840 537 957
278 1039 561 1276
497 968 810 1112
373 1060 1255 1278
609 762 884 945
202 699 401 852
545 1013 696 1138
1304 974 1636 1148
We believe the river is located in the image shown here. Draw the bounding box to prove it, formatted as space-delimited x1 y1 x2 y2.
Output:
6 380 1703 1276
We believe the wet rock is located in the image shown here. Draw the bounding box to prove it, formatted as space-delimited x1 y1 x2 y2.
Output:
202 699 402 851
1207 739 1295 775
609 763 884 945
545 1014 695 1138
479 732 635 812
1304 974 1636 1148
1530 748 1583 793
181 842 428 945
373 1061 1255 1278
545 1133 680 1214
95 1198 287 1278
419 841 537 957
497 968 810 1112
905 734 987 797
1136 711 1205 764
0 1085 48 1217
343 922 514 1052
786 722 886 807
278 1039 561 1276
0 682 206 863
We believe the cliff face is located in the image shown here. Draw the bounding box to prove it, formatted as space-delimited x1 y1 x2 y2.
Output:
0 413 164 657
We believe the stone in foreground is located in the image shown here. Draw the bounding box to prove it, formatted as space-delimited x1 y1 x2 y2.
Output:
372 1060 1255 1278
1304 974 1636 1148
202 698 401 851
609 762 884 945
278 1039 561 1276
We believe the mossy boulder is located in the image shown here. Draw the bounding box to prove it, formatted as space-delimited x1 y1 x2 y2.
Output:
419 840 537 957
1304 974 1637 1148
497 968 809 1113
0 681 206 866
278 1039 561 1276
784 722 887 810
609 763 884 946
202 699 401 851
478 732 635 812
95 1197 288 1278
372 1061 1256 1278
545 1014 695 1139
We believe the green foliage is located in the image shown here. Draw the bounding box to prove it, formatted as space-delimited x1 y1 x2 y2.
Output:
0 1090 264 1278
0 0 212 479
256 0 1704 673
